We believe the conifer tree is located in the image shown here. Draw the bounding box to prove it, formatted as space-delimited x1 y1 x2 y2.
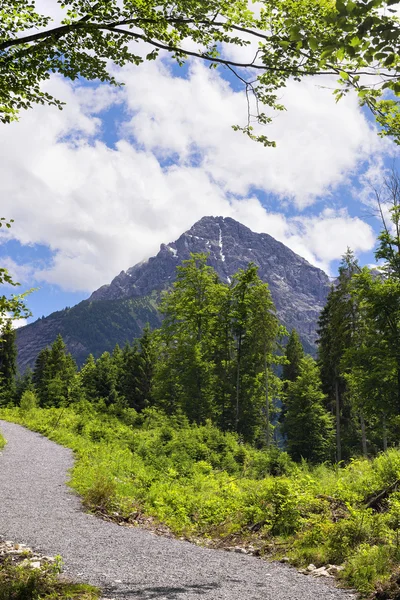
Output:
79 354 98 402
32 335 77 406
229 264 281 443
317 249 360 461
32 346 51 403
283 356 334 463
154 254 225 423
282 329 304 383
0 319 17 404
93 351 120 407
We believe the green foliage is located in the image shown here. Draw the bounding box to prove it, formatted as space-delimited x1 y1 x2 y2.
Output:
0 319 17 406
0 432 5 450
0 558 100 600
25 295 162 368
32 335 77 407
5 405 400 594
153 256 282 443
282 329 304 383
341 544 394 594
19 390 37 412
283 356 334 463
0 1 399 143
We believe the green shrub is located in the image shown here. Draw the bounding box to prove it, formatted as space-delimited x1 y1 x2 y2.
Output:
0 433 5 450
5 405 400 595
19 391 37 413
0 558 100 600
342 544 394 594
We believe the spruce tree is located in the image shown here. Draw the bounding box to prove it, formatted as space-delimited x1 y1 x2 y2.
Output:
32 336 76 406
229 264 281 443
32 346 51 404
317 249 360 462
282 329 304 383
283 356 334 463
0 319 17 404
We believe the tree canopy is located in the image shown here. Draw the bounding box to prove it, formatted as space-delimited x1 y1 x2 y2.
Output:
1 0 399 144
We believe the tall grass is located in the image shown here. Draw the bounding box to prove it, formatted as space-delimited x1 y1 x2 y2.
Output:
2 404 400 596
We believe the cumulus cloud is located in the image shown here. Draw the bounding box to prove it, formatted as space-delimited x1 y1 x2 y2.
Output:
0 54 388 294
121 61 382 207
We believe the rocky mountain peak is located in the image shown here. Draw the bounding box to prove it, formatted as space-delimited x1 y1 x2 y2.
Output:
88 216 330 353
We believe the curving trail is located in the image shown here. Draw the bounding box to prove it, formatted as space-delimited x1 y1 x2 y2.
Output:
0 421 355 600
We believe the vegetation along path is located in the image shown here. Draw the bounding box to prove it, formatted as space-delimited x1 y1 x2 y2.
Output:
0 421 354 600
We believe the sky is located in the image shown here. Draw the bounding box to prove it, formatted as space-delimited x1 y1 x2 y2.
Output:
1 1 399 327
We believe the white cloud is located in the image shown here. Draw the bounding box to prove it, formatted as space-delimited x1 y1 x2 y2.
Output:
120 61 382 207
0 56 388 293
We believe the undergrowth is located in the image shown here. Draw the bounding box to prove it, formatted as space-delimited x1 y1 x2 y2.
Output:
0 432 5 450
3 403 400 597
0 559 100 600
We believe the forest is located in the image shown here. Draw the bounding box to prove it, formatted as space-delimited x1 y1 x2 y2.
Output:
2 179 400 597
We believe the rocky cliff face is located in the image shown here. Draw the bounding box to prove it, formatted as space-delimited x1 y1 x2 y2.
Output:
89 216 330 352
17 216 330 369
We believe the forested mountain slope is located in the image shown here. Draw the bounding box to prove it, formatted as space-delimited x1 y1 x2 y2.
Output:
16 216 330 369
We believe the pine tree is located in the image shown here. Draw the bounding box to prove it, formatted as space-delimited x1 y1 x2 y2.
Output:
282 329 304 383
230 264 281 443
79 354 98 402
317 249 360 462
283 356 334 463
32 346 51 404
0 319 17 405
93 351 120 407
32 335 77 406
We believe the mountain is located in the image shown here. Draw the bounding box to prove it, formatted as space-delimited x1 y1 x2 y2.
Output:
16 216 331 370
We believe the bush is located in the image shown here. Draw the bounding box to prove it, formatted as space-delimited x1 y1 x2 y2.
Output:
5 405 400 596
19 391 37 413
0 433 5 450
342 544 394 594
0 558 100 600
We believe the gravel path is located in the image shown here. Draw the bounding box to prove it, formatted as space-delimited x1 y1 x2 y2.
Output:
0 420 355 600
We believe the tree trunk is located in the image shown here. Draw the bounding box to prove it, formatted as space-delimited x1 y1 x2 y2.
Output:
383 413 388 451
335 377 341 462
360 412 367 458
235 336 242 432
397 360 400 412
264 348 270 449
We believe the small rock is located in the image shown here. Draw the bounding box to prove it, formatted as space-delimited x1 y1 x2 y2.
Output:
233 547 248 554
30 561 41 569
280 557 290 563
327 564 344 575
306 564 317 572
312 566 334 578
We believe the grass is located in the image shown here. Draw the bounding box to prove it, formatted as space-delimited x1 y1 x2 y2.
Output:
3 403 400 597
0 432 5 450
0 556 100 600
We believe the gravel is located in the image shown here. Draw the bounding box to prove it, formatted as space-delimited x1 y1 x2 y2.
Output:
0 420 356 600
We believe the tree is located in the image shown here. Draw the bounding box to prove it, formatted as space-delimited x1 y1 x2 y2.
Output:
230 264 282 444
0 319 17 404
154 253 225 422
317 249 360 462
282 329 304 383
1 0 399 143
283 356 334 463
118 326 156 411
32 335 77 406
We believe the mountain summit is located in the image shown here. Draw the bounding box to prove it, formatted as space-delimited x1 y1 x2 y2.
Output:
16 216 330 368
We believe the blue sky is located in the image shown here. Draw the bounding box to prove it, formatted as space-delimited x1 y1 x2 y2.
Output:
0 2 399 327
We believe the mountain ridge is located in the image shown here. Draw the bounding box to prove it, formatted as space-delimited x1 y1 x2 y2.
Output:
16 216 330 369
